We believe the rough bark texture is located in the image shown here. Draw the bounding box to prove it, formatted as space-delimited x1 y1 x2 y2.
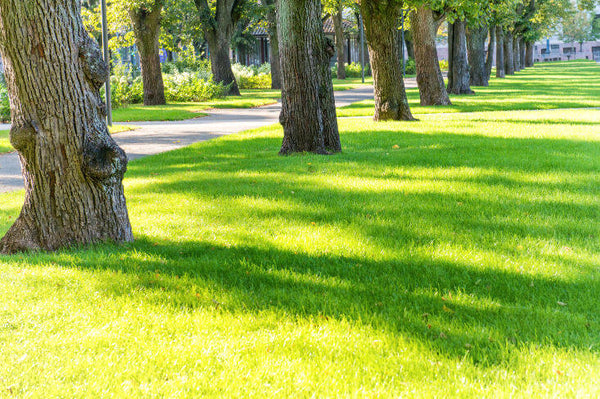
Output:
333 7 346 80
411 6 451 106
485 25 495 81
278 0 341 155
265 2 281 89
195 0 242 96
513 35 521 72
466 25 488 87
447 20 474 95
0 0 133 253
504 29 514 75
519 37 526 69
129 1 166 105
404 31 415 60
525 41 534 67
496 26 505 78
360 0 414 121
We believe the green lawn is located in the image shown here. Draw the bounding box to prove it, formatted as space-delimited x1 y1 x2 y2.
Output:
338 60 600 117
1 104 599 396
0 125 137 155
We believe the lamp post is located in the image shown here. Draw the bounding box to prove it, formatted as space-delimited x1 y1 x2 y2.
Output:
101 0 112 126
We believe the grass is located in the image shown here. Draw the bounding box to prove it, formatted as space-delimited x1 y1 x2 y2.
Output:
0 125 137 155
1 101 599 396
338 60 600 117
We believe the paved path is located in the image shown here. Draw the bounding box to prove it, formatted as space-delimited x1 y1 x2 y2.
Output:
0 83 396 193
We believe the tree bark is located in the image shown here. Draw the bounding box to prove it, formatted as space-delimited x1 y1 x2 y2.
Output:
129 1 167 105
278 0 341 155
333 7 346 79
513 35 521 72
0 0 133 253
447 20 474 94
360 0 414 121
194 0 242 96
265 3 281 89
411 6 451 106
485 25 495 81
404 30 415 60
504 29 514 75
496 26 505 78
525 41 534 67
519 36 526 69
466 25 488 86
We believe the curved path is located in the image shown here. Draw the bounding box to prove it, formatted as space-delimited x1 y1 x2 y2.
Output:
0 82 418 193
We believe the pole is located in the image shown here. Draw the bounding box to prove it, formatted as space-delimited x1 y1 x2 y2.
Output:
401 10 406 77
359 12 365 83
101 0 112 127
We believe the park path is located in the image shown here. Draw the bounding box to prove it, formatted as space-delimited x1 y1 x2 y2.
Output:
0 82 405 193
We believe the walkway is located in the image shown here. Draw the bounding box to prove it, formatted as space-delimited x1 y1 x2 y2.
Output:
0 82 407 193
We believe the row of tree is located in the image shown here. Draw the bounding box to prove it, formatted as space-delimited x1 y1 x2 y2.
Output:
0 0 590 253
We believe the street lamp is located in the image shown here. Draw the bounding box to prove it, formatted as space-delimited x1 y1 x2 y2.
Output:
101 0 112 126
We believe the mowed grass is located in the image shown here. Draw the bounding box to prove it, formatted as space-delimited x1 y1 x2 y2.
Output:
338 60 600 117
1 108 599 396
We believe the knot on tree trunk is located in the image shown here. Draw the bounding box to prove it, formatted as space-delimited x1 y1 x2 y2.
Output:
82 132 128 182
9 121 39 154
79 35 109 91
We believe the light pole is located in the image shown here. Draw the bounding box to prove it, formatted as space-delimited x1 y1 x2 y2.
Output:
101 0 112 126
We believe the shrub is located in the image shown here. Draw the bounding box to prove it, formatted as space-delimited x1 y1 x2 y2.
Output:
401 58 416 75
0 75 10 122
439 59 449 71
232 63 272 89
163 72 229 102
331 62 371 78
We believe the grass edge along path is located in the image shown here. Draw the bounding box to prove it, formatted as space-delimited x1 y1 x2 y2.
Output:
0 107 599 397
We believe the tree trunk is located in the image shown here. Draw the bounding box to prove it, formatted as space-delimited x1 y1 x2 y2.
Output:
0 0 133 253
360 0 414 121
504 29 514 75
411 6 451 106
485 25 495 81
525 41 534 67
333 7 346 80
129 1 166 106
513 35 520 72
194 0 241 96
404 31 415 60
447 20 474 94
519 37 526 69
278 0 341 155
496 26 505 78
266 4 282 89
206 31 240 96
466 25 488 86
166 50 174 62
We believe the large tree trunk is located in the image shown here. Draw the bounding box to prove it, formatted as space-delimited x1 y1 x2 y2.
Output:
278 0 341 154
411 6 451 106
496 26 505 78
466 25 488 86
513 35 521 72
0 0 133 253
360 0 414 121
525 41 535 67
265 3 281 89
129 1 166 105
485 25 495 81
404 30 415 60
333 7 346 80
194 0 241 96
206 31 240 96
447 20 474 94
504 29 514 75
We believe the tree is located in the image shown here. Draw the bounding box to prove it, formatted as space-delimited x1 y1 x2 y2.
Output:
411 6 452 105
466 24 489 86
278 0 341 154
561 9 597 52
359 0 415 121
332 3 347 79
0 0 133 253
259 0 282 89
447 19 474 94
194 0 246 96
128 0 167 105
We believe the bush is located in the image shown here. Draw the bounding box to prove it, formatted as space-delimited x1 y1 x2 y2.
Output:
331 62 371 78
0 75 10 122
401 58 416 75
439 59 449 71
232 63 272 89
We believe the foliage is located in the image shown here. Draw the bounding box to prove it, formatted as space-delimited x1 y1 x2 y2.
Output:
0 75 10 122
560 8 598 47
401 58 417 75
232 63 272 89
439 59 449 71
331 62 371 78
